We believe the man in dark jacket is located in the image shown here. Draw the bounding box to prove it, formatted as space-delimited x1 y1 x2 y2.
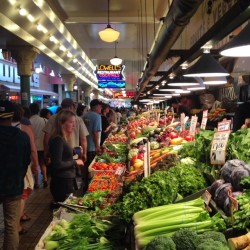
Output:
0 100 31 250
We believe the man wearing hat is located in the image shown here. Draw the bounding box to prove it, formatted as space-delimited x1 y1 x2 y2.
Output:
82 99 103 192
43 98 89 164
0 100 31 249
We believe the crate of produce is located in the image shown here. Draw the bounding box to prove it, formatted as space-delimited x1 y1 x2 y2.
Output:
89 161 126 172
88 171 123 193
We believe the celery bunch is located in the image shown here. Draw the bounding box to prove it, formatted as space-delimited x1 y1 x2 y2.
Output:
133 197 226 248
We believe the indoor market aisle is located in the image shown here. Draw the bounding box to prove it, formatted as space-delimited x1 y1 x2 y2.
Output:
0 184 53 250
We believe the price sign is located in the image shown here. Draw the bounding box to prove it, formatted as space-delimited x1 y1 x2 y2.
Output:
200 110 208 130
218 120 231 132
210 131 230 165
115 166 124 176
180 113 186 132
189 115 198 136
170 107 175 124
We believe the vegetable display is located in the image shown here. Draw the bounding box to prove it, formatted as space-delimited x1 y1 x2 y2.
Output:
116 170 179 222
133 197 226 248
167 158 207 197
42 214 112 250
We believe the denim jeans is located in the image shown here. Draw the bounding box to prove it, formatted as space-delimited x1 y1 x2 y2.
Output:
0 195 21 250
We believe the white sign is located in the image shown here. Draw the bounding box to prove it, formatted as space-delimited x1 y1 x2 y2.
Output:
189 116 198 136
201 110 208 130
218 120 231 132
210 131 230 165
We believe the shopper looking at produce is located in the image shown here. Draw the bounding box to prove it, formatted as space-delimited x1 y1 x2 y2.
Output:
101 103 116 146
49 110 84 203
82 99 103 192
0 100 31 250
171 98 191 118
43 98 89 165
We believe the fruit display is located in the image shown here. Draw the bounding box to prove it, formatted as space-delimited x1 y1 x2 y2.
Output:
88 172 122 192
90 162 125 171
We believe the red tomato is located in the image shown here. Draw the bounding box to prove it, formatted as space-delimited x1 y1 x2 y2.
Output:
130 131 136 139
169 131 179 139
137 153 144 160
184 135 194 141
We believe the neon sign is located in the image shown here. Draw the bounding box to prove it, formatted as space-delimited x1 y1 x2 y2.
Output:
94 64 126 88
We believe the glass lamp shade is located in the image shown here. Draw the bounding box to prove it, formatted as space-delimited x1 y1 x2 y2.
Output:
220 23 250 57
110 56 122 65
98 24 120 43
184 53 229 77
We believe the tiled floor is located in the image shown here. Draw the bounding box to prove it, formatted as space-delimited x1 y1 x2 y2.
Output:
0 183 54 250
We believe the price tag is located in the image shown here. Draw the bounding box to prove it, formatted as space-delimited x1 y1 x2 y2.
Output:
115 167 124 176
200 117 208 130
218 120 231 132
203 109 208 118
180 113 186 132
189 115 198 136
210 131 230 165
200 110 208 130
202 190 212 205
170 107 175 124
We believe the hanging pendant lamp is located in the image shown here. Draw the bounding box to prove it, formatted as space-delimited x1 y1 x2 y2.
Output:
184 53 229 77
99 0 120 43
220 23 250 57
110 41 122 65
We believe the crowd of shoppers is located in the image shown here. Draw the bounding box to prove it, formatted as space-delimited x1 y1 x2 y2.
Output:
0 97 124 249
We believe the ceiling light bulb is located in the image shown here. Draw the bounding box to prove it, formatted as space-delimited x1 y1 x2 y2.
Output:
110 56 122 65
19 8 27 16
27 14 35 22
99 25 120 43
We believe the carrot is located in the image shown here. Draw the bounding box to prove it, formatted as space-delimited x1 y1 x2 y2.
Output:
150 152 168 165
150 149 161 156
150 162 157 168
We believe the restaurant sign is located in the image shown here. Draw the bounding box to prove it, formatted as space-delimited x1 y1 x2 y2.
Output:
94 64 126 88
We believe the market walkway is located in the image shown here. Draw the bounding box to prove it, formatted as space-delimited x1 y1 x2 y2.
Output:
0 184 53 250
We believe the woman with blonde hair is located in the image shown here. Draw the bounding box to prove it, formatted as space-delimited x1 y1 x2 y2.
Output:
49 110 83 204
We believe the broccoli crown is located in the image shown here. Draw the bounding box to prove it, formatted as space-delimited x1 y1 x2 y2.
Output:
196 239 229 250
171 228 198 250
201 231 227 246
144 236 176 250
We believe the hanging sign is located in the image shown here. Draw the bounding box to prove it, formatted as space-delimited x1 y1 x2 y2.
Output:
200 109 208 130
95 64 126 88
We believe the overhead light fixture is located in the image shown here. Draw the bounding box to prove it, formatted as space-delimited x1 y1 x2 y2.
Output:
19 8 27 16
220 23 250 57
203 76 227 85
110 42 122 65
184 53 229 77
98 0 120 43
169 72 175 79
187 86 206 91
168 76 200 87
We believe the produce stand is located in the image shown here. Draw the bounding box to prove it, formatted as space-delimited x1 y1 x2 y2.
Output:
37 111 250 250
